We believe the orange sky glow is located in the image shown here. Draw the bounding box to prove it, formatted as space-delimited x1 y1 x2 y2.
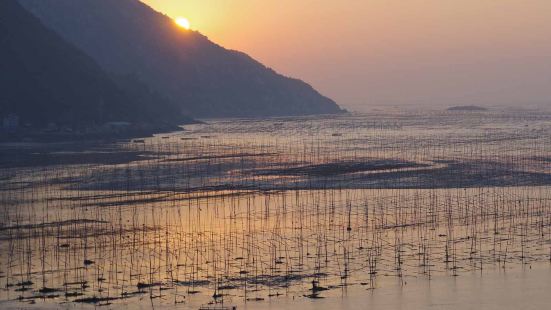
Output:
141 0 551 110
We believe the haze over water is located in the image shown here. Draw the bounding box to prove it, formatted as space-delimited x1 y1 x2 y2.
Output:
144 0 551 110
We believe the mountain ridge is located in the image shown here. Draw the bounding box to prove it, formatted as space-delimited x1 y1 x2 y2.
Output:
19 0 344 118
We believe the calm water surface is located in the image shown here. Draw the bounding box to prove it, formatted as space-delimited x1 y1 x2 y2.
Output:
0 110 549 309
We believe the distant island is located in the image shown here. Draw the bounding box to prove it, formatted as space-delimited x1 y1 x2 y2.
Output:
447 105 488 111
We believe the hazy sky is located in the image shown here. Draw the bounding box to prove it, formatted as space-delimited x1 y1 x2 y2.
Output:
141 0 551 110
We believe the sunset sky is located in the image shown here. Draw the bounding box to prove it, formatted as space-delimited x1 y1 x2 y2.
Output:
142 0 551 110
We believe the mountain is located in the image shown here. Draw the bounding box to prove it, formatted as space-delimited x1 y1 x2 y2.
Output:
18 0 343 118
0 0 190 129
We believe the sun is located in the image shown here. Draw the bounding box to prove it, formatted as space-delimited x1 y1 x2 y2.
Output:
175 17 190 30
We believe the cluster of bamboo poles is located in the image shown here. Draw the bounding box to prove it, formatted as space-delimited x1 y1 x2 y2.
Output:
0 110 549 307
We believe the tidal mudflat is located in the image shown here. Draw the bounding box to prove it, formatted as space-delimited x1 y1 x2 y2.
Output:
1 110 549 309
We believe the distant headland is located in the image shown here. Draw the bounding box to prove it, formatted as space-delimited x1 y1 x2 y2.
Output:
447 105 488 111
